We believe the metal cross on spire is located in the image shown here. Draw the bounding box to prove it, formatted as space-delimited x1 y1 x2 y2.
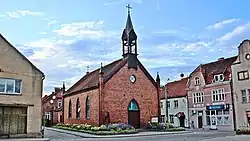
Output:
126 4 132 14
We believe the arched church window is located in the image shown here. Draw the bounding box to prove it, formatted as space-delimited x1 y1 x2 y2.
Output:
128 99 139 111
76 98 80 119
68 100 72 118
86 96 90 119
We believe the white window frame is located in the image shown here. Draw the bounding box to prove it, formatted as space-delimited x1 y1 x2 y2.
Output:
195 77 200 85
169 115 174 123
0 78 22 94
174 100 178 108
211 88 225 102
213 74 224 83
238 71 249 80
45 112 51 120
193 92 204 103
167 101 170 108
58 100 62 108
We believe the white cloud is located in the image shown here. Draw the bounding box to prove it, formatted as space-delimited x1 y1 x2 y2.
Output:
53 21 119 39
1 10 44 18
217 22 250 41
48 20 58 26
207 18 240 29
39 32 47 35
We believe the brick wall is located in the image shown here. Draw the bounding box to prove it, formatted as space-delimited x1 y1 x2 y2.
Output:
103 63 158 127
63 89 99 126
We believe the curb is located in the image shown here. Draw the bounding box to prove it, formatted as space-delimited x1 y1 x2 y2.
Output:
46 127 192 138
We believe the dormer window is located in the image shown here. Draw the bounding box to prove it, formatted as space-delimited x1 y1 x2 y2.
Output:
195 77 200 85
213 74 224 83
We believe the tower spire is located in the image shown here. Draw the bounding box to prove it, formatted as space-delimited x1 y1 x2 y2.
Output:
121 4 138 58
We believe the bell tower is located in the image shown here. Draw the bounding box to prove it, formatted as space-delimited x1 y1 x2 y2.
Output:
121 4 138 57
121 4 138 70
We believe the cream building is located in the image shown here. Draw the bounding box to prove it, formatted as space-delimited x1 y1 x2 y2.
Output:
0 34 45 137
231 40 250 129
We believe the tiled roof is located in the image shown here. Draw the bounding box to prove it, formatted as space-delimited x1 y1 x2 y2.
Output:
65 58 128 95
166 77 188 98
200 56 237 84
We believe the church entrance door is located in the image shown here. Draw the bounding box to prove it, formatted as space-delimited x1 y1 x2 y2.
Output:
128 99 140 128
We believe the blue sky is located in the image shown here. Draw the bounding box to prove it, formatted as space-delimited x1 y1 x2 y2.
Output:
0 0 250 95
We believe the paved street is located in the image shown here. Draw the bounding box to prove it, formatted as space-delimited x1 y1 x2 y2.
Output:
44 128 250 141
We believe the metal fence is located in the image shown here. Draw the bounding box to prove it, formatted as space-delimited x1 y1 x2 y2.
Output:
0 106 27 134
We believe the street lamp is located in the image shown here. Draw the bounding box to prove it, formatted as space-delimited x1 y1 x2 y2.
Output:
49 95 56 126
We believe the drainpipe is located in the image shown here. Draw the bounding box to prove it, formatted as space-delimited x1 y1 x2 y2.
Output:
165 86 168 123
230 79 237 131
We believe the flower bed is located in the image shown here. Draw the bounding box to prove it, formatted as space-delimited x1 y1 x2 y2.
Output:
146 122 185 132
236 127 250 135
54 123 138 135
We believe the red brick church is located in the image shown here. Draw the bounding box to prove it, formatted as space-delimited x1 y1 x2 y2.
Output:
63 5 161 128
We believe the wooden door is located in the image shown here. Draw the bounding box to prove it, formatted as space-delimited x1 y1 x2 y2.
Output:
179 116 185 127
128 111 140 128
198 116 203 128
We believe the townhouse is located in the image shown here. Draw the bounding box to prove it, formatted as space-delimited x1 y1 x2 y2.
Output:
187 57 236 131
231 40 250 129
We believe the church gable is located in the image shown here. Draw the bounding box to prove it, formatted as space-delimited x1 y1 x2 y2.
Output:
0 34 44 76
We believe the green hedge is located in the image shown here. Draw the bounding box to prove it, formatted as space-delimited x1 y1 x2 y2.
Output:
54 123 138 135
146 122 185 132
236 128 250 135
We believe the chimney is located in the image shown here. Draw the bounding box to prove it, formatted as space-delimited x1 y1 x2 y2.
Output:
86 66 90 75
218 57 225 61
54 87 61 93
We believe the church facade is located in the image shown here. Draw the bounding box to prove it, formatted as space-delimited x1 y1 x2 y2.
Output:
63 7 160 128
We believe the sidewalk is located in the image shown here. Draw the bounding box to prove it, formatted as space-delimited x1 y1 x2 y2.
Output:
46 127 192 138
202 135 250 141
6 138 50 141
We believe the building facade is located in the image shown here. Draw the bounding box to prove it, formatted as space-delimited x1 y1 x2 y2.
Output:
165 77 189 127
0 34 44 137
187 57 236 131
231 40 250 129
42 86 64 126
63 9 160 128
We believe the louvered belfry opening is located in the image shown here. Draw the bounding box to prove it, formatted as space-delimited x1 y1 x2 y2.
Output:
0 106 27 134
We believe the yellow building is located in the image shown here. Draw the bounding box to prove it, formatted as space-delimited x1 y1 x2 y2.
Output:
0 34 45 138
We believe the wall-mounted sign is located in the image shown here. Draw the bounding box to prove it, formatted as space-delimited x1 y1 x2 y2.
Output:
206 104 229 110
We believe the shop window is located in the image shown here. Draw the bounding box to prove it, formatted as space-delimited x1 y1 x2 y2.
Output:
217 116 223 125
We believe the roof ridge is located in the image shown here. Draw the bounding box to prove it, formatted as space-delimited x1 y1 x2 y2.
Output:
201 56 237 66
66 58 123 94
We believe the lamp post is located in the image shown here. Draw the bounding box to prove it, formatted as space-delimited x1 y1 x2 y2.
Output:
50 95 56 126
165 78 170 123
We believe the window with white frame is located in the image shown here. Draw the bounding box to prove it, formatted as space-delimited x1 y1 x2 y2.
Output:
169 115 174 123
195 77 200 85
238 71 249 80
174 100 178 108
58 100 62 108
212 88 225 102
193 92 204 103
241 90 247 103
0 78 22 94
206 109 231 125
167 101 170 108
213 74 224 83
45 112 51 120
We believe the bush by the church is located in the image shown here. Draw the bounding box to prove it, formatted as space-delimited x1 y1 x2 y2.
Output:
54 123 138 135
236 127 250 135
146 122 185 132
